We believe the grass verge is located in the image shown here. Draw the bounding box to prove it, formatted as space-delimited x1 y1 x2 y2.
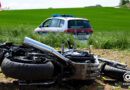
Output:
88 31 130 50
0 26 129 50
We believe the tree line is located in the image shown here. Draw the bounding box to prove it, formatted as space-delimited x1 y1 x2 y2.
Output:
120 0 129 6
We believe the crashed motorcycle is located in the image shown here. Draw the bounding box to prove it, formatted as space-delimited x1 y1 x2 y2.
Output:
0 37 129 85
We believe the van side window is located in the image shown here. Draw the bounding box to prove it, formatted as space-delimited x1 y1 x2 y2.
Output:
59 20 65 27
49 19 64 27
50 19 60 27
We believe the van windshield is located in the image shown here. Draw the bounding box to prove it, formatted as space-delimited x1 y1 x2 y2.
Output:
68 20 92 29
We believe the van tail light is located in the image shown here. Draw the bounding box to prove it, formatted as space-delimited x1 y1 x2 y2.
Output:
89 29 93 33
64 29 93 34
64 29 74 33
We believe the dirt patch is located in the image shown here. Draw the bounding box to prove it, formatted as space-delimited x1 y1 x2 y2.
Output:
94 49 130 67
0 49 130 90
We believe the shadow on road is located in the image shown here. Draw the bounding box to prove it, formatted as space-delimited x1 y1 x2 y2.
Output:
0 80 105 90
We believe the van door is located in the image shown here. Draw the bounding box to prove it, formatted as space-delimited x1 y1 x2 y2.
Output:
48 19 64 32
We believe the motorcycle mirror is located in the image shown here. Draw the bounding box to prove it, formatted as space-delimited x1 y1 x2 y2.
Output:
89 45 93 54
74 40 77 49
67 39 73 49
61 44 64 54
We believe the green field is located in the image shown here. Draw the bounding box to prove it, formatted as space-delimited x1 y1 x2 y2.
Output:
0 7 130 49
0 7 130 31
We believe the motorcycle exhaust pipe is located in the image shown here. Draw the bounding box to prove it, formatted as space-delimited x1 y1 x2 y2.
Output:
101 64 130 82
